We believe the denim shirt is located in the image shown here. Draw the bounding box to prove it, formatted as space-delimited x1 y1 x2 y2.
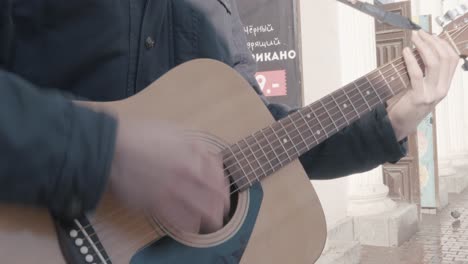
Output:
0 0 406 218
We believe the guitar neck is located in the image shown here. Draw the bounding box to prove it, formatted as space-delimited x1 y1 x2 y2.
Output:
226 49 424 192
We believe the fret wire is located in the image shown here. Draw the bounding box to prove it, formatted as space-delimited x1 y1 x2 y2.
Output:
242 138 264 181
284 113 309 152
380 65 397 96
365 75 383 103
302 55 413 131
315 104 347 129
227 75 414 189
330 92 350 126
279 119 301 156
228 56 426 186
229 82 410 193
376 69 397 101
270 125 293 162
225 56 424 184
259 129 283 168
286 117 308 153
235 142 258 183
310 105 329 137
282 114 308 147
258 139 282 174
228 147 252 187
391 63 406 92
266 126 288 165
353 81 372 111
298 111 319 144
345 83 368 114
342 88 360 118
288 115 309 149
319 99 339 132
252 132 275 174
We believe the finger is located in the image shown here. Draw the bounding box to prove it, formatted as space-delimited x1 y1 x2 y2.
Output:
198 153 228 233
212 152 231 220
413 30 440 85
155 196 202 234
439 37 460 79
223 176 231 222
402 47 424 91
420 32 453 85
432 37 458 99
199 199 224 234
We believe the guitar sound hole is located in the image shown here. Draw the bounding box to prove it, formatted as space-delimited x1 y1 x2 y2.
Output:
227 176 239 225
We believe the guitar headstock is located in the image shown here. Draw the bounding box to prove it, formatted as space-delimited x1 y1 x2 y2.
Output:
436 4 468 58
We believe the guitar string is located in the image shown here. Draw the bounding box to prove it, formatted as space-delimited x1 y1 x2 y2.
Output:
219 21 468 180
77 62 414 262
76 52 420 239
224 24 468 189
219 23 468 181
66 55 455 264
452 23 468 42
227 23 468 193
221 52 415 179
223 56 419 190
73 55 418 247
66 24 467 261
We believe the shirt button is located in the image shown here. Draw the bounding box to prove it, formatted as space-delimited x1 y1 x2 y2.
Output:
145 36 155 49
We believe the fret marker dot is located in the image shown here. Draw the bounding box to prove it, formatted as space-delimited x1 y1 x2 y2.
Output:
343 104 348 108
316 130 321 135
75 238 83 246
306 114 311 119
80 246 89 254
391 77 395 81
85 254 94 263
366 91 371 95
283 138 288 143
69 230 78 238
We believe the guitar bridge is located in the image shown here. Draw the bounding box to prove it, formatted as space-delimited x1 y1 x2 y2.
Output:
54 216 111 264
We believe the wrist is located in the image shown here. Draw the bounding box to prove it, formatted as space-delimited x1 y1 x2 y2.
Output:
387 93 434 141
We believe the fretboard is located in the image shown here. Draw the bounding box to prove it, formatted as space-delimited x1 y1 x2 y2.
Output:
224 49 424 192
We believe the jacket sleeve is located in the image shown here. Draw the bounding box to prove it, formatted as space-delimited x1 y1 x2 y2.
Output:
0 70 117 220
229 0 407 180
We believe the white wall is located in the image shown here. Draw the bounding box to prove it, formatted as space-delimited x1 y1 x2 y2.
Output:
299 0 349 228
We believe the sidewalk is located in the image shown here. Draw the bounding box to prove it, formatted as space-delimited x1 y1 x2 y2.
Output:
360 190 468 264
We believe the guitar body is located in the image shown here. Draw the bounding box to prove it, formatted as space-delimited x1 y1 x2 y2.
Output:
0 59 327 263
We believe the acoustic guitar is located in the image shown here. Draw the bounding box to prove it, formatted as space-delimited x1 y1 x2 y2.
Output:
1 7 468 264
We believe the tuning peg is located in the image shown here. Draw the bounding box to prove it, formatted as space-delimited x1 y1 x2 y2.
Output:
460 4 468 13
461 57 468 71
455 6 466 15
436 16 449 27
446 9 460 20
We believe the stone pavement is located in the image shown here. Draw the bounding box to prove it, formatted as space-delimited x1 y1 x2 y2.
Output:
360 190 468 264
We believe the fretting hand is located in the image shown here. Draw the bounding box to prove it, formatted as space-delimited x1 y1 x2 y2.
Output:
388 30 459 141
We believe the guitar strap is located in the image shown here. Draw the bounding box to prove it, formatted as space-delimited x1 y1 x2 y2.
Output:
336 0 421 30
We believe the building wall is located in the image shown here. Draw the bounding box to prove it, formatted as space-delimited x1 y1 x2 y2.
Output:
299 0 350 228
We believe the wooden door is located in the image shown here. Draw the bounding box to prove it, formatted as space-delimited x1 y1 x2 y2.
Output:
375 1 421 212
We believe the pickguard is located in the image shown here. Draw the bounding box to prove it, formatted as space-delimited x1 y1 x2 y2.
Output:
130 183 263 264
